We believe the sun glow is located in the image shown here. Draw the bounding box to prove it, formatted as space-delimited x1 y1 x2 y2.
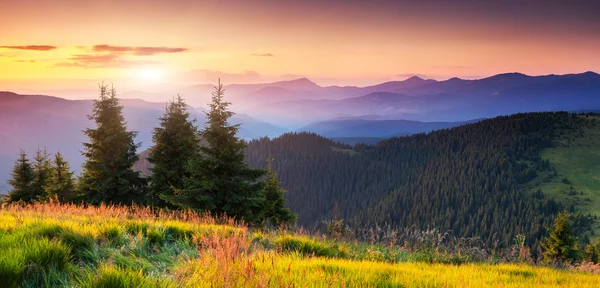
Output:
138 69 163 81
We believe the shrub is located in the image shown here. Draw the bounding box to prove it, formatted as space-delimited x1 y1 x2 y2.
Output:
0 248 25 288
146 228 166 246
101 226 124 245
163 225 193 241
22 238 71 269
124 222 150 235
78 265 174 288
585 238 600 264
274 235 348 258
541 210 580 264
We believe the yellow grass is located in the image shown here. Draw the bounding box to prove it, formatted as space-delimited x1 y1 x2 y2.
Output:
0 202 598 287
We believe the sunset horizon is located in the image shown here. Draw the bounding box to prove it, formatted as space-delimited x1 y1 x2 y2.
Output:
2 0 599 92
2 1 600 286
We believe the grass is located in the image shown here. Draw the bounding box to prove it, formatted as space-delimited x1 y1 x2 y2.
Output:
0 202 598 287
536 115 600 233
331 146 361 156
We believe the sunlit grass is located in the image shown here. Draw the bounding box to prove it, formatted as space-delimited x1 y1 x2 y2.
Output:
538 116 600 233
0 202 598 287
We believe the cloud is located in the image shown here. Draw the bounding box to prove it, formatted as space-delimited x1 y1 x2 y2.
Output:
0 45 56 51
280 74 308 80
55 54 158 68
14 60 36 63
92 45 187 55
180 70 262 84
250 53 274 57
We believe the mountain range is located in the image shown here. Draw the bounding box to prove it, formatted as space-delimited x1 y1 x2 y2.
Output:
99 71 600 127
2 71 600 190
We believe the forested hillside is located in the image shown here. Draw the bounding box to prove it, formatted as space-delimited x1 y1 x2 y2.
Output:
246 112 598 250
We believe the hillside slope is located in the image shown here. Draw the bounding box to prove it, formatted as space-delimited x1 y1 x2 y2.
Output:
298 118 478 138
246 112 598 249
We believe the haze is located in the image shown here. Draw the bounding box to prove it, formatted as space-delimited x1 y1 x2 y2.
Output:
1 0 599 93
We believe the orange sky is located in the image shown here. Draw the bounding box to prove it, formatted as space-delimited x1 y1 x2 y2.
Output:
1 0 599 89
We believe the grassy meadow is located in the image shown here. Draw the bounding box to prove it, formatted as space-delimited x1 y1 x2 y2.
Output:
537 115 600 233
0 203 599 287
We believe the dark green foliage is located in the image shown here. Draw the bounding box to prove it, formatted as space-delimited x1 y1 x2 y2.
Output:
262 157 297 227
0 248 25 288
79 85 146 205
78 265 173 288
541 210 579 264
148 95 199 207
584 238 600 264
0 232 72 288
44 152 77 203
274 235 348 258
246 112 592 250
31 148 52 202
146 228 166 246
166 82 266 224
5 150 35 203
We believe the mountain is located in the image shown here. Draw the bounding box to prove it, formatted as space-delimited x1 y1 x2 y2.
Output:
181 78 324 109
0 91 289 187
4 71 600 188
298 119 479 138
245 112 599 250
240 72 600 126
29 72 598 128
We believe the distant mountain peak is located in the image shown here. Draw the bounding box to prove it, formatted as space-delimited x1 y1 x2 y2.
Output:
488 72 529 79
581 71 600 77
405 76 425 82
273 77 320 90
286 77 317 85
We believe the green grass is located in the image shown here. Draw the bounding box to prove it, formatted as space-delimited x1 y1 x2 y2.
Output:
536 116 600 233
0 202 598 287
331 146 361 156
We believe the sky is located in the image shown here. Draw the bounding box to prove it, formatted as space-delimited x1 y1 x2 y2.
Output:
1 0 599 90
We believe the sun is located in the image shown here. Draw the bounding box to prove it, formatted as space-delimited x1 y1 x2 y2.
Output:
138 69 163 81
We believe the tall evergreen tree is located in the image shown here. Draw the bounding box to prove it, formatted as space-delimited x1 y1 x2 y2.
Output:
31 148 52 201
167 80 266 223
262 156 296 226
5 150 35 203
44 152 76 203
148 95 198 206
541 210 580 264
79 84 146 205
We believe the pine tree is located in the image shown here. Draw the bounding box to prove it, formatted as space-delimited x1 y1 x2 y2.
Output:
541 210 580 264
5 150 35 203
584 238 600 264
148 95 199 206
44 152 76 203
262 156 296 226
168 80 266 223
79 84 146 205
31 148 52 201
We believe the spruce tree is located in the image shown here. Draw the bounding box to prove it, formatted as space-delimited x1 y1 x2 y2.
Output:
148 95 198 206
44 152 76 203
584 238 600 264
168 80 265 223
31 148 52 201
80 84 146 205
5 150 35 203
541 210 580 264
262 156 296 226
